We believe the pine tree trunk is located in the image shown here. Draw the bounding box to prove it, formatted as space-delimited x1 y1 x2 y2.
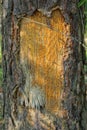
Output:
2 0 87 130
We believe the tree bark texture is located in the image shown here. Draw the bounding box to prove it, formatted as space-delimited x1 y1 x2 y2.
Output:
2 0 87 130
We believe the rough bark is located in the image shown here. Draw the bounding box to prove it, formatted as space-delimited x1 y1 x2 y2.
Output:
2 0 87 130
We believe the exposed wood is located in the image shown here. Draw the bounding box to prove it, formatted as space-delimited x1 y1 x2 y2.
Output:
20 10 65 129
20 10 65 114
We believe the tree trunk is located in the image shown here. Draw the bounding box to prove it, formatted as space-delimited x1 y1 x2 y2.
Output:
2 0 87 130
